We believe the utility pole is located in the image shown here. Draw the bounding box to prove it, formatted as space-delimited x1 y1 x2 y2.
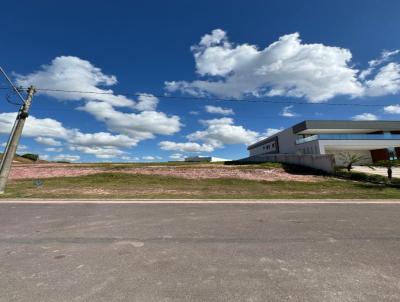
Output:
0 84 36 194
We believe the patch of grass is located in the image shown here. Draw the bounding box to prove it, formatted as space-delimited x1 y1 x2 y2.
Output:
335 169 400 186
1 172 400 199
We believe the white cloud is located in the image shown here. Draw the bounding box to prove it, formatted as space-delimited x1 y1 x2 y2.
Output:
364 63 400 97
0 112 145 159
280 105 297 117
69 146 125 159
134 93 159 111
39 154 50 161
255 128 284 142
166 30 363 102
0 113 70 138
53 154 80 162
45 147 63 152
121 156 139 161
384 104 400 114
14 56 183 149
79 101 182 143
15 56 135 108
261 128 284 139
189 111 200 115
188 117 259 146
160 117 259 153
68 132 137 148
1 142 28 153
159 141 215 153
169 153 185 161
35 137 62 146
142 156 155 161
205 105 234 115
368 49 400 68
166 30 400 102
352 113 378 121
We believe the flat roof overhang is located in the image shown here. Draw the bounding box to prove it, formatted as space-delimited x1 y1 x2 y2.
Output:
293 120 400 134
321 139 400 150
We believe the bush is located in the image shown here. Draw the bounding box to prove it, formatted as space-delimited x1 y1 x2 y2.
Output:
21 153 39 161
335 169 400 186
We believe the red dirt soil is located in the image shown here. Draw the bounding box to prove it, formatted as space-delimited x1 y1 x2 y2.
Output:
8 163 320 182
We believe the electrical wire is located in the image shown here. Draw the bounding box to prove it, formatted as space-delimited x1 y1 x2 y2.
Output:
0 86 392 108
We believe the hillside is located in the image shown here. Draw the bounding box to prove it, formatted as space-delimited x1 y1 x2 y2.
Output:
0 153 49 164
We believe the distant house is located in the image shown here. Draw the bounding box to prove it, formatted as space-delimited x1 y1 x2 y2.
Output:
184 156 230 162
247 120 400 166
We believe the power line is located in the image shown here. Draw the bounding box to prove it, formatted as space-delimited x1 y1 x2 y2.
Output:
0 68 25 103
0 86 393 108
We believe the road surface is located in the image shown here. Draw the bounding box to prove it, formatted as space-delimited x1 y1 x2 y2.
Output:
1 201 400 301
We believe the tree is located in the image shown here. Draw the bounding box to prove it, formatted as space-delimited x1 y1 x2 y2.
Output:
338 152 370 172
21 153 39 162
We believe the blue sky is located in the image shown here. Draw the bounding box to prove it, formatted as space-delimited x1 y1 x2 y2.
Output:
1 0 400 162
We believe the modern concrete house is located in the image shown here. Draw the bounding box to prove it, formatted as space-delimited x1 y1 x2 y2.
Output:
248 120 400 166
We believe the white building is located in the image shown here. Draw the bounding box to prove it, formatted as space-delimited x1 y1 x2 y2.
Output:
247 120 400 165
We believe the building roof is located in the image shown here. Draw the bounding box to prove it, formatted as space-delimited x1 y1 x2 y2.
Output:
293 120 400 134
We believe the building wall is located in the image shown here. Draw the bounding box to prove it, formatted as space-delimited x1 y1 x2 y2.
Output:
276 128 297 154
249 137 278 156
248 128 297 156
294 140 320 155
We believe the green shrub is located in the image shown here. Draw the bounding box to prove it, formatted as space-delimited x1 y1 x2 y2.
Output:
335 170 400 187
21 153 39 161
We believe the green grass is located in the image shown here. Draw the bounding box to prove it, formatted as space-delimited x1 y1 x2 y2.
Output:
1 172 399 199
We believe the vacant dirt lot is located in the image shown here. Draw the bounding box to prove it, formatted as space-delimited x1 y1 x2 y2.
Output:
8 163 320 182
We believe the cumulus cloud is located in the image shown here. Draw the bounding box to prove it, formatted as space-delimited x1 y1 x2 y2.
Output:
15 56 135 108
142 156 162 161
35 137 62 146
0 113 70 138
205 105 234 115
188 118 259 146
368 49 400 68
78 101 181 142
280 105 297 117
0 112 141 159
134 93 159 111
69 146 125 159
14 56 183 149
68 132 137 148
159 141 215 153
255 128 285 141
160 117 259 153
352 113 378 121
53 154 80 162
45 147 63 152
166 29 400 102
363 63 400 97
166 30 363 102
1 142 28 153
384 104 400 114
169 153 185 161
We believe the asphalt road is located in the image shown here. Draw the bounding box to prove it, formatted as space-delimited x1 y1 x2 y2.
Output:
1 202 400 302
